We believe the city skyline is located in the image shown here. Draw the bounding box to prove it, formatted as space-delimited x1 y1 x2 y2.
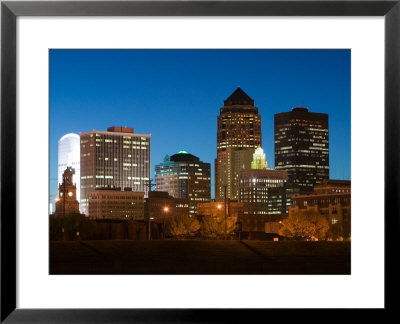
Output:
50 49 351 201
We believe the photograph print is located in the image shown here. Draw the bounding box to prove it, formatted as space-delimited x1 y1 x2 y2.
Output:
49 49 351 274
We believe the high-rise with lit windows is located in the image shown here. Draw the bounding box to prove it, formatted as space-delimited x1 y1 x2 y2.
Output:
215 87 262 201
80 126 150 215
155 151 211 215
274 107 329 195
239 146 288 215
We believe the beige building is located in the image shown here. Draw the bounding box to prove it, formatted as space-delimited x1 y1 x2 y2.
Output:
80 126 150 215
87 188 144 220
215 87 262 201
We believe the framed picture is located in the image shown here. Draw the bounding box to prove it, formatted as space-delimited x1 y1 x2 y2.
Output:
1 0 398 321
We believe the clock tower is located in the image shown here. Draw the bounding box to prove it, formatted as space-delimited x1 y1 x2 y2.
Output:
54 167 80 216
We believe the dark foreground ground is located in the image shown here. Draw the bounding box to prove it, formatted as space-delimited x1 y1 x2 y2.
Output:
50 240 350 275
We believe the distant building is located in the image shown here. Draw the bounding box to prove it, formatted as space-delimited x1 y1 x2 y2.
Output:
215 87 262 201
145 191 190 223
54 167 80 217
80 126 151 215
155 151 211 215
289 179 351 239
87 188 144 220
274 107 329 195
196 200 244 219
58 133 80 206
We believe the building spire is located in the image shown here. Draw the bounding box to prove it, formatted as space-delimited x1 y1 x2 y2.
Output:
224 87 254 106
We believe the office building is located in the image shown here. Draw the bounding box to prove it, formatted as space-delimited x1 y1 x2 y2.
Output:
80 126 150 215
215 87 262 201
87 188 144 220
289 180 351 239
58 133 80 205
274 107 329 195
237 146 288 215
155 151 211 215
239 168 288 215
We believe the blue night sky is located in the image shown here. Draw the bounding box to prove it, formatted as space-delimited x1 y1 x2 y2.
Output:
50 49 351 200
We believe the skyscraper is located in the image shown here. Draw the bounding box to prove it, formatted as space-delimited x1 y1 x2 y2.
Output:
215 87 262 201
58 133 80 204
80 126 150 215
274 107 329 195
155 151 211 215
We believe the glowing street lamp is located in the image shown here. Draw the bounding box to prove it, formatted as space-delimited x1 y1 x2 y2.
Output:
163 206 169 240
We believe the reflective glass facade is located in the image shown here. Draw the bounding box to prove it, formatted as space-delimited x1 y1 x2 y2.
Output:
58 133 80 206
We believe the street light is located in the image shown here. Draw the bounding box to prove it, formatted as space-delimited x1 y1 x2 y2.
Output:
163 206 169 240
148 217 154 240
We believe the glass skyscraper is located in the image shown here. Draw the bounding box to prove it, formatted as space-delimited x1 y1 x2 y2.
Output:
58 133 80 206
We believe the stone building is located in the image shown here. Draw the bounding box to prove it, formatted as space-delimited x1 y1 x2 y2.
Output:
54 167 80 217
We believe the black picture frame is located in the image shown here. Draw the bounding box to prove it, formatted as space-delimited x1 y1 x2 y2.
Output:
1 0 399 322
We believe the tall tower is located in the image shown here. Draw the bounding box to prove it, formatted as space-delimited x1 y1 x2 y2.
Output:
274 107 329 195
54 167 80 216
215 87 262 201
80 126 151 215
58 133 80 205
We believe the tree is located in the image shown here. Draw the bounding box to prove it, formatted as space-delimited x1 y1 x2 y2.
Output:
279 211 330 241
199 216 237 239
165 215 200 239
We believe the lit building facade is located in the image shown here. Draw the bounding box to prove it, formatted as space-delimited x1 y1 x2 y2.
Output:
239 168 288 215
155 151 211 215
54 167 80 217
274 107 329 195
80 126 150 215
87 188 144 220
215 87 262 201
238 147 288 215
289 180 351 239
58 133 80 205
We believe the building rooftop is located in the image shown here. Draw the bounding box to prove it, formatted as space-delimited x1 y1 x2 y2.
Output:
170 151 200 163
224 87 254 106
291 106 309 112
